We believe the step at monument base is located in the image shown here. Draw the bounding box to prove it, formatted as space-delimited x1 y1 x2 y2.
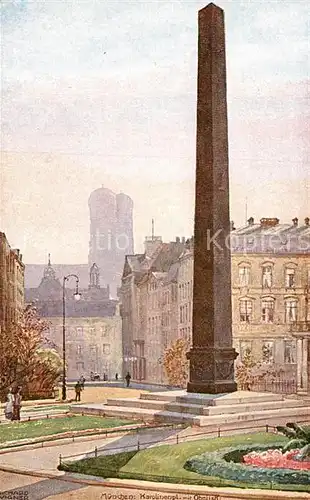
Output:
71 390 310 429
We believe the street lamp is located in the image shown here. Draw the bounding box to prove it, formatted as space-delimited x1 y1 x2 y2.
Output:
62 274 81 401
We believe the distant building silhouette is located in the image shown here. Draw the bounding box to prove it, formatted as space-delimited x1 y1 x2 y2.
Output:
25 256 122 380
88 187 134 296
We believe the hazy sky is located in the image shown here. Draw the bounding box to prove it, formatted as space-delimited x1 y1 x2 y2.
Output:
1 0 309 263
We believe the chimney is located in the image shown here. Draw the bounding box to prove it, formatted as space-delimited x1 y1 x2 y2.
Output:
292 217 298 227
247 217 254 226
181 236 186 244
230 221 235 231
176 237 180 243
305 217 310 226
260 218 279 228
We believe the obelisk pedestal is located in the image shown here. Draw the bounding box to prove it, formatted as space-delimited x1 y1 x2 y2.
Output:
187 3 238 394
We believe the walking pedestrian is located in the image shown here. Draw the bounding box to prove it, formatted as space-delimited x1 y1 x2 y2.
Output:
75 381 82 402
115 373 118 381
4 388 13 421
125 372 131 388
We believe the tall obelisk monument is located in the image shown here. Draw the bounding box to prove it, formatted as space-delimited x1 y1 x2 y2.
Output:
187 3 238 393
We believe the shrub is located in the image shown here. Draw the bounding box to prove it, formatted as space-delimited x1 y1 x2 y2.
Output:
276 423 310 461
184 444 310 487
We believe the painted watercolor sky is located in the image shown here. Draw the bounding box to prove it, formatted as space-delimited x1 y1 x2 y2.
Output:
1 0 309 263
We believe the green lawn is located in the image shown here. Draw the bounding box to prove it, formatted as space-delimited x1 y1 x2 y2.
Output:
60 432 310 493
0 415 135 444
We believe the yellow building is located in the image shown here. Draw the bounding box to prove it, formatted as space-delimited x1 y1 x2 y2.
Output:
0 232 25 332
121 218 310 391
46 315 122 380
231 216 310 393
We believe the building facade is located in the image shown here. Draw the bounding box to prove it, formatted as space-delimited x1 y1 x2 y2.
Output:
0 232 25 332
120 235 189 382
25 258 122 380
120 218 310 391
231 216 310 394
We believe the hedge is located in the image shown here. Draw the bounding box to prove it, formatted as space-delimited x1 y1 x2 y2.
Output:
184 443 310 486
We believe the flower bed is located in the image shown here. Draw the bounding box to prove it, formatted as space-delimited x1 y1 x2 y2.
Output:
243 448 310 471
184 444 310 487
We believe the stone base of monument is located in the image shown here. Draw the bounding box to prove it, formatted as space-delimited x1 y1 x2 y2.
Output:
71 390 310 430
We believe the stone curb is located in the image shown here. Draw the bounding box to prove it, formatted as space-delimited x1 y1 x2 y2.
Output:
0 464 308 499
0 399 70 409
0 423 148 453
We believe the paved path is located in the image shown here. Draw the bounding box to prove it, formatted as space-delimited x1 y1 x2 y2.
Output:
0 471 84 499
0 435 121 473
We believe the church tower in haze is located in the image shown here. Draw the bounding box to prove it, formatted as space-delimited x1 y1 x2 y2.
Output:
88 187 134 296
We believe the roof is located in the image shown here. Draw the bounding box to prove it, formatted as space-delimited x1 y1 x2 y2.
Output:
25 264 90 288
164 261 180 283
231 222 310 254
151 242 185 272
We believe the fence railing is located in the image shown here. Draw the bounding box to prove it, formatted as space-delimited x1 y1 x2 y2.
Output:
59 419 310 465
251 379 297 394
0 422 184 452
59 420 310 491
290 320 310 333
59 421 309 492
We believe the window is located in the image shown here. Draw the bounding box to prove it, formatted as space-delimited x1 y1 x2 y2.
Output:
89 345 97 358
101 326 107 337
239 299 252 323
103 344 110 355
89 327 95 335
76 361 84 370
239 266 250 286
76 327 83 336
284 340 297 364
76 345 82 355
239 341 252 361
285 299 298 323
285 268 296 288
262 266 273 288
262 341 274 364
261 299 274 323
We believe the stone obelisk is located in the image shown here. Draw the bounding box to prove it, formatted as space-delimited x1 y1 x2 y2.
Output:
187 3 238 394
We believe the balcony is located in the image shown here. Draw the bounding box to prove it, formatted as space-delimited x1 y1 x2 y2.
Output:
290 321 310 333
